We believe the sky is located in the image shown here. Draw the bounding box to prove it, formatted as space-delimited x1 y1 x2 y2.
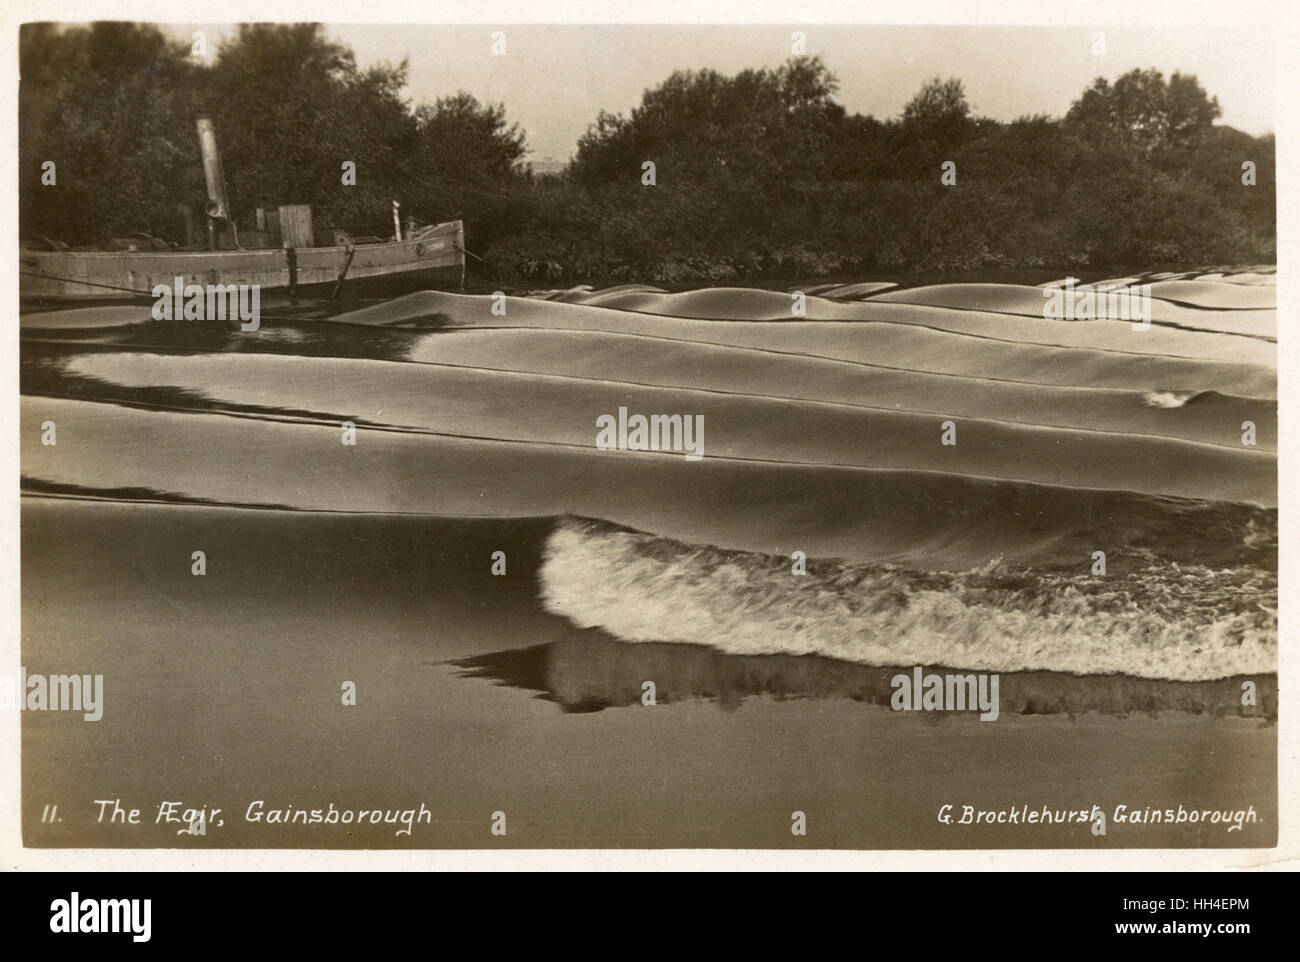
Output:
167 23 1275 162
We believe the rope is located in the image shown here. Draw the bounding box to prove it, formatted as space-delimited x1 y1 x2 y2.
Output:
20 270 155 297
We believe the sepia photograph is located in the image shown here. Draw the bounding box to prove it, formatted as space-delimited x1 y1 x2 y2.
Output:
7 4 1285 870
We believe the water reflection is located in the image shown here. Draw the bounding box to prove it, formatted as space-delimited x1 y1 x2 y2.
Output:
451 629 1277 719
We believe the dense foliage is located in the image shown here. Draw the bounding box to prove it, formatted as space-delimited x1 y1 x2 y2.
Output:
21 22 1275 281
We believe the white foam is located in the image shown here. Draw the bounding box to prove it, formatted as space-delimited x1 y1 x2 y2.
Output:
1143 390 1197 409
538 520 1276 682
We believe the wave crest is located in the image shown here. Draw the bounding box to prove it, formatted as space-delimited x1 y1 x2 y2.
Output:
1143 390 1203 408
538 518 1276 681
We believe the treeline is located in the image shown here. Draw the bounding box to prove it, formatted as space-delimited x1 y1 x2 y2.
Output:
21 22 1275 282
20 23 526 248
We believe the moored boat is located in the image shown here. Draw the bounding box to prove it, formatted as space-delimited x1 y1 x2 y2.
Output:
20 116 465 304
20 222 465 303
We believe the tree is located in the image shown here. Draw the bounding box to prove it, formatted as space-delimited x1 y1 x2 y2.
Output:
205 24 418 230
571 56 843 190
1065 68 1221 151
20 22 199 243
414 92 528 181
900 76 972 147
402 92 530 246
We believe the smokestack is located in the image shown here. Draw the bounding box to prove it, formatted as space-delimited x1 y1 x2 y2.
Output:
196 117 230 222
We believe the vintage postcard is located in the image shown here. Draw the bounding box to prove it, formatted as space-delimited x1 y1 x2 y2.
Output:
3 1 1291 870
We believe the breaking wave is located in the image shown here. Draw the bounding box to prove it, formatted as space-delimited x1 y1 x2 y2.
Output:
539 517 1276 682
1143 390 1202 409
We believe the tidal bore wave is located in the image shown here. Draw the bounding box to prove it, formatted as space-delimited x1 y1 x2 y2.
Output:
538 516 1275 682
21 272 1278 702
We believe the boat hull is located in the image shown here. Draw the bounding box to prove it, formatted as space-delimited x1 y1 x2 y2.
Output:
20 220 465 303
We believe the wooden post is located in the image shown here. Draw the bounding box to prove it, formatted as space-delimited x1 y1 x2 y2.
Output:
178 203 196 249
392 200 402 242
286 246 298 300
331 241 356 299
